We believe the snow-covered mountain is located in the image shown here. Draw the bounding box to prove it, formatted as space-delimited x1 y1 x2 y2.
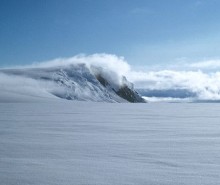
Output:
0 63 145 103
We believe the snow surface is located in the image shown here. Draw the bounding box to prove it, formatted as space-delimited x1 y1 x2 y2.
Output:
1 101 220 185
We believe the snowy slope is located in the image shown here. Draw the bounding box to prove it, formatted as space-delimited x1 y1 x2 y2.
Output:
0 64 145 103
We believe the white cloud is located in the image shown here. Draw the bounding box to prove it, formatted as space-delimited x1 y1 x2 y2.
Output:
30 53 130 76
2 53 220 102
187 60 220 69
127 69 220 101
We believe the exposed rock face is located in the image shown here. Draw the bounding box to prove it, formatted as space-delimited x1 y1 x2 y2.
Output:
116 85 146 103
96 74 146 103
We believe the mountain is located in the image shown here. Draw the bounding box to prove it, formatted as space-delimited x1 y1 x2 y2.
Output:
0 64 145 103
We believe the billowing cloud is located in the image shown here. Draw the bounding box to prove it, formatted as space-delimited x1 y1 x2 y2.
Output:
2 53 220 102
129 70 220 101
30 53 130 76
29 53 130 86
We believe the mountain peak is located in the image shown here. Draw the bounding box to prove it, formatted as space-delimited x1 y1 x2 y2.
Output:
0 64 145 103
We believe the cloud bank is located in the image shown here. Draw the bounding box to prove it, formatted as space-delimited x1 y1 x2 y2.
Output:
131 70 220 102
2 53 220 102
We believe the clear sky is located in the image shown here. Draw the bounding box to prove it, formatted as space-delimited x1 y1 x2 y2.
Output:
1 0 220 67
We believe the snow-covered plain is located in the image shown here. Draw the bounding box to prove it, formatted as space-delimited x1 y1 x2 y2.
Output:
1 101 220 185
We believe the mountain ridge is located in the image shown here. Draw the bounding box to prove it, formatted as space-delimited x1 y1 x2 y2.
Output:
0 64 145 103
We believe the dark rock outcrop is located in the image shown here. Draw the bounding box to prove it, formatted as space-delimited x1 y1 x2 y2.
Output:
96 74 146 103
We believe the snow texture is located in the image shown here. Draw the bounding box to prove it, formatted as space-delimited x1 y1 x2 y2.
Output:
1 101 220 185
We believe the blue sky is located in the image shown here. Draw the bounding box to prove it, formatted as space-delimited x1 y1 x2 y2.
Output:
1 0 220 67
